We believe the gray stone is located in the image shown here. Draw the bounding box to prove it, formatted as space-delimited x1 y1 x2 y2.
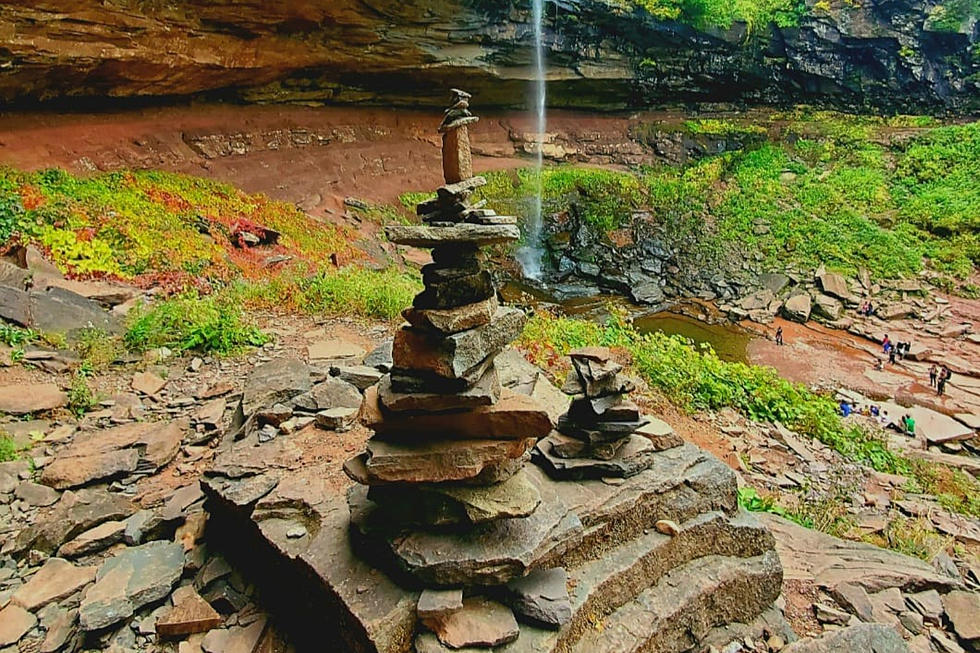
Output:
291 376 361 413
123 509 163 545
635 418 683 451
29 286 119 333
14 481 59 507
817 272 852 302
39 607 77 653
832 582 875 622
534 434 656 480
332 365 384 390
631 281 665 305
403 296 498 335
240 357 312 417
315 407 358 432
385 224 520 247
367 469 541 526
781 623 910 653
363 338 394 372
897 610 924 634
13 489 136 555
782 293 812 323
906 589 944 624
813 602 850 625
0 284 30 326
377 366 500 412
58 520 126 558
759 273 790 294
501 567 572 628
255 402 293 426
417 589 463 620
79 540 185 631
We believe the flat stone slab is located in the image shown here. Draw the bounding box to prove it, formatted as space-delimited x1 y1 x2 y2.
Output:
204 409 782 653
11 557 97 611
533 434 657 479
0 383 67 415
385 224 520 247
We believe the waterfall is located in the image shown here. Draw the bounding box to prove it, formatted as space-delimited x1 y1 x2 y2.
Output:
516 0 547 280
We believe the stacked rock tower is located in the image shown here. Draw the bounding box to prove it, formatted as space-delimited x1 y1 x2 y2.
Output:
534 347 680 479
343 90 553 583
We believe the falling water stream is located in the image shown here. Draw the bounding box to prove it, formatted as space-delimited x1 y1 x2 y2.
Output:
515 0 548 280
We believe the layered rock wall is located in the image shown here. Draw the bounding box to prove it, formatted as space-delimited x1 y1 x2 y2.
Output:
0 0 976 113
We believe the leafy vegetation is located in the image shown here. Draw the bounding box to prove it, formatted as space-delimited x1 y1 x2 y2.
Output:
626 0 806 31
67 370 97 417
0 167 360 285
519 310 980 518
0 434 18 462
125 291 269 355
473 118 979 282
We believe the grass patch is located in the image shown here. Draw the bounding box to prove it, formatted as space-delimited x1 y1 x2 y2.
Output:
0 434 18 462
865 516 953 562
125 291 269 355
519 310 980 518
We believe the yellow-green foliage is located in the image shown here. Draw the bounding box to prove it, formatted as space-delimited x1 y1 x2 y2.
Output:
0 167 359 283
628 0 806 31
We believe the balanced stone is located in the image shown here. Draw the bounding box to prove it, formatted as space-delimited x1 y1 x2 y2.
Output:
413 270 494 310
343 437 536 485
361 385 552 440
378 367 501 413
391 306 526 381
423 598 519 649
534 434 657 480
366 469 542 526
385 224 520 248
547 431 630 461
421 258 484 282
568 396 641 423
431 244 483 267
403 296 498 334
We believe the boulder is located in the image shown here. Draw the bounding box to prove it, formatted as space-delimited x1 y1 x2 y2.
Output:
812 293 843 320
41 448 140 489
79 540 185 631
29 286 119 333
500 567 572 629
0 284 31 326
739 289 775 312
0 383 67 415
817 272 852 302
758 273 790 295
782 293 812 323
782 623 910 652
631 281 665 305
909 406 975 445
291 377 362 413
363 338 394 371
879 303 915 321
11 557 97 611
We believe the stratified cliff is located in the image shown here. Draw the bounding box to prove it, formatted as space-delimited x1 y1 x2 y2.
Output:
0 0 976 113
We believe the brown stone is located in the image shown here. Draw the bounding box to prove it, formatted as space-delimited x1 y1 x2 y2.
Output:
0 604 36 647
156 585 223 638
441 126 474 184
636 418 684 451
12 557 97 611
59 520 126 558
0 383 67 415
424 597 519 649
403 297 499 335
132 371 167 395
942 590 980 644
547 430 628 461
418 589 463 621
362 385 551 440
346 436 535 485
377 367 500 413
41 449 140 490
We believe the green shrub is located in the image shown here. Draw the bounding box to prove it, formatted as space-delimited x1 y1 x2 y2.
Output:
125 292 268 354
0 434 18 462
67 370 96 417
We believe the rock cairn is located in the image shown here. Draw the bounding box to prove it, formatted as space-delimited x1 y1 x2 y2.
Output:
343 90 552 582
534 347 681 479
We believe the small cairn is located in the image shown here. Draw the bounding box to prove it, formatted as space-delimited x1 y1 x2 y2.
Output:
534 347 681 479
344 89 552 572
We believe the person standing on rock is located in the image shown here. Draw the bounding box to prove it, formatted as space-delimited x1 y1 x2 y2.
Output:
929 365 938 387
904 413 916 437
775 326 784 346
937 367 949 396
882 335 891 354
888 345 896 366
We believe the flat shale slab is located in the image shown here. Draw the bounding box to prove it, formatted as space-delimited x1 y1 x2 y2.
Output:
203 441 781 653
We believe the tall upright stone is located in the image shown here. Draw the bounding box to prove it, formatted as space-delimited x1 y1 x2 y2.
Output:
439 88 479 184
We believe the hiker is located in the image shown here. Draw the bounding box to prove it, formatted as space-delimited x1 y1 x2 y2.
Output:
929 365 938 387
870 405 880 418
775 326 784 346
874 357 884 371
904 413 916 437
866 301 875 317
888 345 896 365
937 367 949 396
882 335 891 354
839 400 852 417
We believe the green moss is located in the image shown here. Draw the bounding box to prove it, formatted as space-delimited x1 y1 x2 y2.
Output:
628 0 807 31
